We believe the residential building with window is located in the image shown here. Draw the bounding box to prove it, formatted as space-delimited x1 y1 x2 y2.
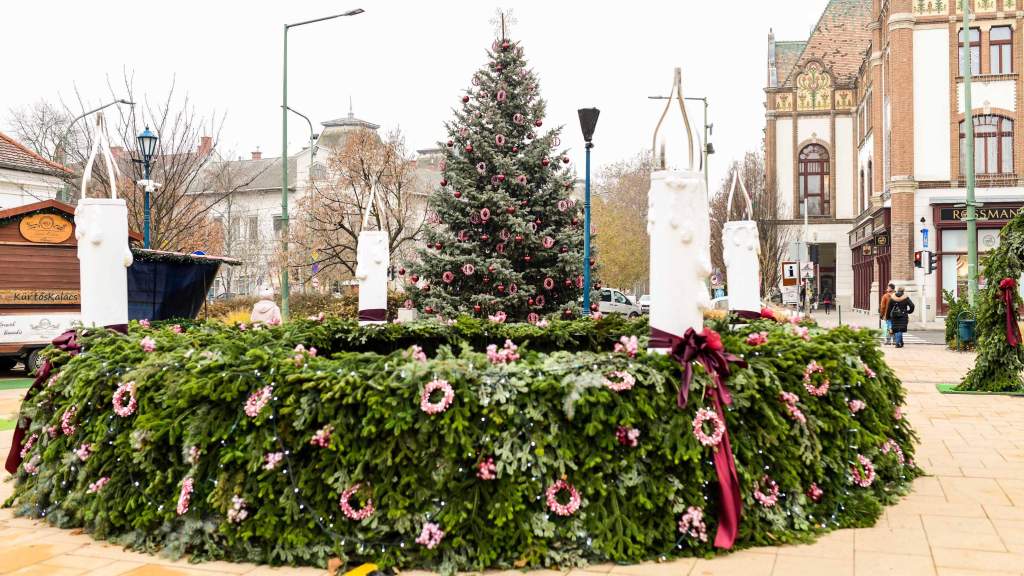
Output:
0 131 72 210
767 0 1024 317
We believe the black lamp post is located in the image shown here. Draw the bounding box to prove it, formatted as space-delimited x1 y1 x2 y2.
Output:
577 108 600 316
136 126 158 249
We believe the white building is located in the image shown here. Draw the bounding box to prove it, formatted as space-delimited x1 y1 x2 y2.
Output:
0 131 71 211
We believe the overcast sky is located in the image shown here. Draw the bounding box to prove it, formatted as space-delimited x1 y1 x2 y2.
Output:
2 0 825 191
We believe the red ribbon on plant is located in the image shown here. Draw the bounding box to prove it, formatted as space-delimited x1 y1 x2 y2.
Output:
999 278 1021 348
650 326 747 549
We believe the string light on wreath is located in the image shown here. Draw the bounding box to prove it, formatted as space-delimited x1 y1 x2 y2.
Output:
692 408 725 447
802 360 830 396
420 379 455 414
339 483 375 521
545 479 581 516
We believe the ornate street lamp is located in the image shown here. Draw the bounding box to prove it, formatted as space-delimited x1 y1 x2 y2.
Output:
136 126 159 249
577 107 600 316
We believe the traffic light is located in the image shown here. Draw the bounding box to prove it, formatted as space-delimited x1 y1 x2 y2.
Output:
928 251 938 275
914 251 923 268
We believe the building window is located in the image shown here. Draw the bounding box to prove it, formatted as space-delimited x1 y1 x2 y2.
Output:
959 28 981 76
799 144 830 217
991 26 1013 74
273 214 284 234
859 169 865 213
310 162 327 181
867 159 873 201
959 115 1014 175
248 215 259 241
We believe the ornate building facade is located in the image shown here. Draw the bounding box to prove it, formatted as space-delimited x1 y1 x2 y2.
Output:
767 0 1024 317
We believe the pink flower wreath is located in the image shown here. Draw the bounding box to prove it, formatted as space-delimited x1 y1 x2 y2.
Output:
851 454 876 487
692 408 725 447
802 360 830 396
545 479 581 516
112 381 137 417
420 379 455 414
339 483 375 521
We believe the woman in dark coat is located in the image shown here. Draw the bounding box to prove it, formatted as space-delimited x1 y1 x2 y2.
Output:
886 288 915 348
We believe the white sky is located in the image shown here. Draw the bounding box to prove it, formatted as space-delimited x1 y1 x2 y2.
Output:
1 0 826 191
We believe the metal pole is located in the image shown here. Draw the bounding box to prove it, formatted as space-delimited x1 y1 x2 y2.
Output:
963 0 978 304
583 142 593 316
281 24 291 320
143 161 152 248
703 99 709 193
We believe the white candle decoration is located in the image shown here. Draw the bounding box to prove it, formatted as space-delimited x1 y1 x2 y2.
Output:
722 172 761 313
356 230 390 325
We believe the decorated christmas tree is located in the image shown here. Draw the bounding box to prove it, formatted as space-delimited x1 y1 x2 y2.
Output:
406 21 591 321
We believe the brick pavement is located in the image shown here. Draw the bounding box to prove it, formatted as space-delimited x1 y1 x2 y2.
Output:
2 346 1023 576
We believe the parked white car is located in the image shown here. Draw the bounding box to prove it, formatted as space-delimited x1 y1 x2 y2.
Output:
638 294 651 314
598 288 643 317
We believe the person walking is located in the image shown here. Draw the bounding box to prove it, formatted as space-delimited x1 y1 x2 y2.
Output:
886 287 915 348
822 292 833 315
879 283 895 345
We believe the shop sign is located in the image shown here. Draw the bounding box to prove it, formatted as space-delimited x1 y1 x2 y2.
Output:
0 289 80 305
939 205 1024 223
19 213 73 243
875 234 889 246
0 312 80 344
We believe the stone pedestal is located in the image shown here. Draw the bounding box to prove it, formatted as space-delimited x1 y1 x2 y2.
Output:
396 308 419 323
647 169 710 348
75 198 132 327
356 230 389 325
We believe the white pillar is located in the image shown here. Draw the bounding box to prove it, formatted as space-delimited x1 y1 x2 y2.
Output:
75 198 132 327
723 219 761 313
356 230 389 325
648 169 711 347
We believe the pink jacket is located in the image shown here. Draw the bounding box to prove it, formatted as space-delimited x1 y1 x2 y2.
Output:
250 299 282 325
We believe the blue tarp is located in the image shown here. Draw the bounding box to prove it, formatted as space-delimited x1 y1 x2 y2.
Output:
127 260 221 321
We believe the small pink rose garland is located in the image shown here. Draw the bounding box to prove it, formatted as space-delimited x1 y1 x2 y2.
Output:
264 452 284 470
60 406 77 436
780 391 806 424
139 319 151 328
293 344 317 365
112 381 138 417
806 483 823 502
692 408 726 447
339 483 375 520
88 477 110 494
591 311 603 320
477 457 497 480
803 360 830 396
881 439 906 465
416 522 445 549
177 477 194 515
140 336 157 352
746 331 769 346
244 385 273 418
421 379 455 414
310 425 333 447
753 476 780 508
74 443 93 462
863 362 876 379
603 371 636 392
23 455 40 475
851 454 876 487
226 495 248 523
545 479 581 516
486 339 520 364
792 325 810 341
19 433 38 459
848 399 867 414
616 425 640 447
678 506 709 542
613 335 639 357
410 345 427 363
536 319 549 328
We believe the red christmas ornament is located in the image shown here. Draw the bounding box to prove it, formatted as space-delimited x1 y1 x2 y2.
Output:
496 284 505 293
560 246 568 253
590 303 599 312
515 234 523 242
502 40 510 50
425 306 434 314
564 279 572 287
488 264 496 272
524 255 532 263
497 174 506 182
462 95 470 103
410 274 420 283
481 234 490 242
520 199 528 206
453 190 462 198
483 276 491 284
562 308 573 317
562 156 570 164
594 282 602 290
512 146 519 153
473 304 482 313
465 144 474 153
506 206 516 214
435 242 443 250
446 140 454 147
590 258 596 266
528 298 535 306
534 119 543 127
542 158 551 167
398 268 406 276
440 179 449 187
572 218 580 225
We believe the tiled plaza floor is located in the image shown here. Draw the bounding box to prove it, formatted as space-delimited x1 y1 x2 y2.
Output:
2 345 1023 576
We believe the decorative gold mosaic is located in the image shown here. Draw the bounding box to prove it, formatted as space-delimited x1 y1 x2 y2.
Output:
775 92 793 111
834 90 854 109
796 62 833 111
956 0 997 13
913 0 948 15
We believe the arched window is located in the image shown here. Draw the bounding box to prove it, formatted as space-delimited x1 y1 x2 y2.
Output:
960 115 1014 175
799 144 830 217
866 159 872 203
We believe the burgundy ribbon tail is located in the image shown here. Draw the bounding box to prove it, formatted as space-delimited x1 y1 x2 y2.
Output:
650 326 746 549
358 308 387 322
1002 284 1021 348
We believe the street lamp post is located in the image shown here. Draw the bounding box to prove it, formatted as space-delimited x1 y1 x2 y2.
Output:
578 108 600 317
281 8 364 321
285 105 318 293
135 127 159 249
962 0 979 304
55 99 134 202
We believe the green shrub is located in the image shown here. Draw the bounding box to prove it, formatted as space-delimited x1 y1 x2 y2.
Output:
942 290 974 348
9 316 918 573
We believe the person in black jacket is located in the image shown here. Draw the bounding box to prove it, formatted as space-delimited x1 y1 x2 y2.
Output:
886 288 915 348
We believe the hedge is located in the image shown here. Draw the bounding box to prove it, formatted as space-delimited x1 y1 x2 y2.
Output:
7 315 918 573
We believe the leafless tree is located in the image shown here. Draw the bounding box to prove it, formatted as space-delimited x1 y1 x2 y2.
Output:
293 127 427 281
592 150 653 295
710 149 793 297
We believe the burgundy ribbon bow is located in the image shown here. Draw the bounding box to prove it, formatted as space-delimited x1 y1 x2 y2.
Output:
999 278 1021 348
650 326 747 549
5 325 125 474
358 308 387 322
